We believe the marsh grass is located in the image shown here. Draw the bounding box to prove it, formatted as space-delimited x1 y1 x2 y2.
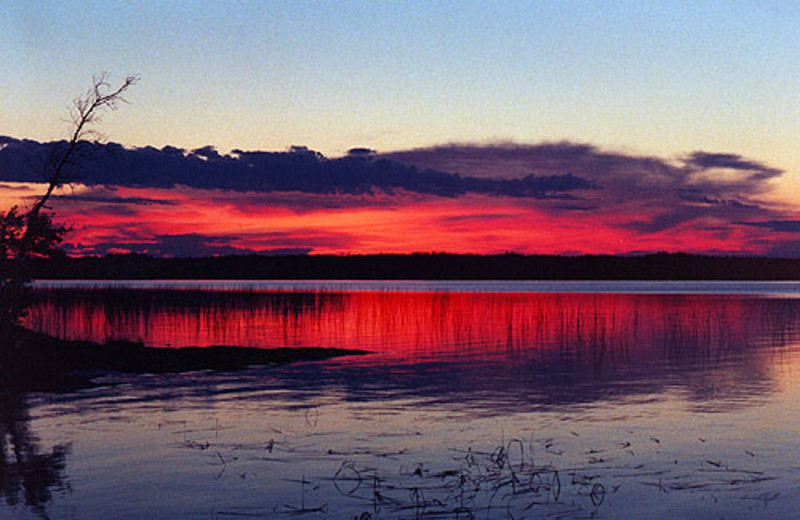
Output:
180 418 780 520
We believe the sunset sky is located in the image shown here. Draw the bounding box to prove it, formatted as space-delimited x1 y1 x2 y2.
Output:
2 1 800 257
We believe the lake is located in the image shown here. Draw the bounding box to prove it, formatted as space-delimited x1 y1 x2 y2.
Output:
5 281 800 519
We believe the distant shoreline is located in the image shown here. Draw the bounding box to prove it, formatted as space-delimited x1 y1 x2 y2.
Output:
26 252 800 281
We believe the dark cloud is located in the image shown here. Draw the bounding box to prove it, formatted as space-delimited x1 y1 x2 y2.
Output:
65 233 313 257
677 191 763 210
49 193 177 206
739 220 800 233
623 208 708 233
347 147 377 157
2 136 788 238
551 204 596 212
257 247 314 256
0 183 35 191
381 142 682 188
139 234 247 257
223 191 402 212
438 213 519 224
764 240 800 258
0 136 596 200
382 142 783 193
382 142 785 233
16 186 178 218
85 205 141 217
237 230 364 251
63 227 361 257
685 152 782 180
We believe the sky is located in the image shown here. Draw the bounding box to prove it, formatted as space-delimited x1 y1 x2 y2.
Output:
2 1 800 257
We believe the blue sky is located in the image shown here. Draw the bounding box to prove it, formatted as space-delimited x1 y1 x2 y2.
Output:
3 2 799 167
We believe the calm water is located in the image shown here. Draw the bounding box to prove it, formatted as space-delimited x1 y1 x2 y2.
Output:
5 281 800 519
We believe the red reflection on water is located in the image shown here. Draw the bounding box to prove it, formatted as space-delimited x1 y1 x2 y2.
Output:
23 289 789 366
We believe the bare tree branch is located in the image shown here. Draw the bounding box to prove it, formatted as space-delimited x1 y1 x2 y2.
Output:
30 73 140 217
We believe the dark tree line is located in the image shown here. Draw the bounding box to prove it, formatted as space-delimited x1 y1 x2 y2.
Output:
26 252 800 281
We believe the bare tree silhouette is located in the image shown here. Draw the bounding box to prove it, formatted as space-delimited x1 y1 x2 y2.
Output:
0 73 139 326
31 73 139 217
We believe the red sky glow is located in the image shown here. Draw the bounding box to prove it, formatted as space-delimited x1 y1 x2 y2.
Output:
31 184 793 257
1 139 798 257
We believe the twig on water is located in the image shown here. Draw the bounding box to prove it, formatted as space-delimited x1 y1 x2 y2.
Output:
276 475 327 515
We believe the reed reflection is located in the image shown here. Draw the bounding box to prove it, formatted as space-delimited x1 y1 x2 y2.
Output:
23 288 800 413
26 289 345 349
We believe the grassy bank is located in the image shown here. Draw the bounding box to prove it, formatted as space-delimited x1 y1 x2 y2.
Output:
0 325 368 392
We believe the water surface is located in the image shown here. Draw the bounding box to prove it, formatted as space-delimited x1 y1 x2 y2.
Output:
5 281 800 519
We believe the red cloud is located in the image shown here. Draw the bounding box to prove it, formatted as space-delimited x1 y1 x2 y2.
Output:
30 185 781 257
1 139 794 257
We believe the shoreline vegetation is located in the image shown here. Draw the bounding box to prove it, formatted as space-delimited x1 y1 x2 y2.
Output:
7 251 800 392
0 325 369 393
25 252 800 280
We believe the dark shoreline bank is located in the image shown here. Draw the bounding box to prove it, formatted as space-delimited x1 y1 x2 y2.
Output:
0 325 368 393
24 252 800 281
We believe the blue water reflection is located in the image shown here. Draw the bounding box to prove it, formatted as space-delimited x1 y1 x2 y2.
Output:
4 281 800 519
